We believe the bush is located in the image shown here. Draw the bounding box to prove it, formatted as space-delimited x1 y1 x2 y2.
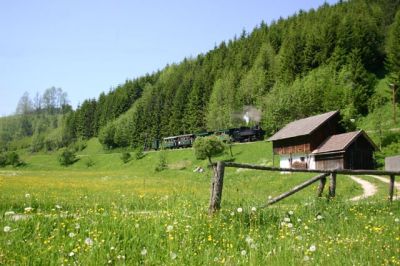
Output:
99 123 117 149
155 151 168 172
58 149 77 166
7 152 22 167
193 136 226 165
70 138 87 152
121 152 131 163
0 152 24 167
84 157 95 168
135 146 145 160
0 153 7 167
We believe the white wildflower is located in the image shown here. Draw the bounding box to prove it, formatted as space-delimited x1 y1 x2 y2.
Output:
288 210 294 215
395 218 399 223
68 232 75 238
24 207 33 212
297 218 302 222
237 207 243 213
135 223 139 228
303 255 310 261
245 236 254 245
5 211 15 216
84 237 93 246
316 215 323 220
268 195 272 200
250 243 257 249
3 226 11 233
55 204 62 210
296 235 303 240
309 245 317 252
170 252 177 260
287 223 293 228
166 225 173 232
230 212 235 216
267 234 273 239
141 248 147 256
251 207 257 212
284 217 291 222
25 193 30 198
110 246 115 251
241 250 247 256
69 251 74 257
75 223 80 229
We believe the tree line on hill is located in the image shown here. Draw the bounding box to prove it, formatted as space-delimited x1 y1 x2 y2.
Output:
1 0 399 155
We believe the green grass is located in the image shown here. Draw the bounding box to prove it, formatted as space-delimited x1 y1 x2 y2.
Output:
0 141 399 265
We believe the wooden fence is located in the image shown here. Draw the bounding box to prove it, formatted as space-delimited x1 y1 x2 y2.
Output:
209 161 400 213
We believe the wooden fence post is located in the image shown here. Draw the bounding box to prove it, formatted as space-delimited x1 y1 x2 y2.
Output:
317 176 327 197
209 161 225 214
329 172 336 198
389 175 395 202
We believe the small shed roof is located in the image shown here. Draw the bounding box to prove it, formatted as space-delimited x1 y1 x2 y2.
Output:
312 130 378 155
268 110 339 141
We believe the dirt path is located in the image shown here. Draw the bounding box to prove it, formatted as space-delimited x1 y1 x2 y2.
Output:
348 175 377 201
367 175 400 200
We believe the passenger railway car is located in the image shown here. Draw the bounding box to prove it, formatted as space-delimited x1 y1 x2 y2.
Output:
146 126 265 150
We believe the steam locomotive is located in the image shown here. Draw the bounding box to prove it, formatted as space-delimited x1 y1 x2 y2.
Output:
147 125 265 150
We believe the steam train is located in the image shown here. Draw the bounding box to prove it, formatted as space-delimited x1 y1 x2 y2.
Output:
148 126 265 150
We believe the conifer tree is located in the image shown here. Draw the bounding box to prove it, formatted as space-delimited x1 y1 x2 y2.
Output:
386 9 400 90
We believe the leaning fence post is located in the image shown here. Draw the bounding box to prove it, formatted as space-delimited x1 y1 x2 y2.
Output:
389 175 395 202
329 172 336 198
317 175 327 197
209 161 225 214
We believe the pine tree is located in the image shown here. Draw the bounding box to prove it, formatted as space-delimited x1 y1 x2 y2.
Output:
386 9 400 89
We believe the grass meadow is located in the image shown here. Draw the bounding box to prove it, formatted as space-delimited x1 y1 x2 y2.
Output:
0 140 399 265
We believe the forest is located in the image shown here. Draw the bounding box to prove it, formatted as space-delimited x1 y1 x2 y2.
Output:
1 0 400 161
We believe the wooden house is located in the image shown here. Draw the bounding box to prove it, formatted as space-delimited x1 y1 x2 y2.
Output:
312 130 378 170
268 111 378 170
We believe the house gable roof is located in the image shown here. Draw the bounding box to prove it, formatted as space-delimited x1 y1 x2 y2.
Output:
268 110 339 141
312 130 378 155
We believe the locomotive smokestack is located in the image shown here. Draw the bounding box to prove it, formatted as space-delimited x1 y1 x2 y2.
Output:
243 106 261 124
243 112 250 125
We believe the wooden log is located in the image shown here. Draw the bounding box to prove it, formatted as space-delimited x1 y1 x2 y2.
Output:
209 161 225 214
329 173 337 198
223 162 400 176
389 175 395 202
267 173 329 206
317 176 326 197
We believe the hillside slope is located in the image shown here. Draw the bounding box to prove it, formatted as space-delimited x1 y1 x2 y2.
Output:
1 0 400 159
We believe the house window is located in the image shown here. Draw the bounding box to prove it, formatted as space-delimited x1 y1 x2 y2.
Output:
300 157 305 162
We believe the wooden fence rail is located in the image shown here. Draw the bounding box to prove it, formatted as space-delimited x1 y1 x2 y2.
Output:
209 161 398 214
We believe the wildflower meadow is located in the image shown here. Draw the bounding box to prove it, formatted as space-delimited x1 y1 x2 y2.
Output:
0 141 399 265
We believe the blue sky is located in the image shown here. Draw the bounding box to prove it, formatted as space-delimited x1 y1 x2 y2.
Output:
0 0 338 116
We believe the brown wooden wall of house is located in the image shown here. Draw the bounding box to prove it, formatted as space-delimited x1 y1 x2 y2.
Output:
344 136 375 169
273 113 343 155
273 135 311 154
315 153 345 170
